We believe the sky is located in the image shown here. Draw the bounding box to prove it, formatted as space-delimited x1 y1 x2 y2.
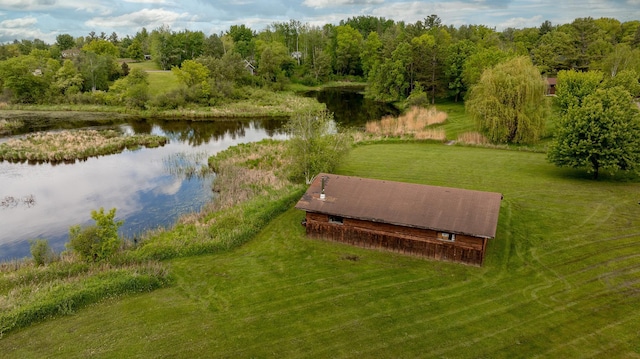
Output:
0 0 639 44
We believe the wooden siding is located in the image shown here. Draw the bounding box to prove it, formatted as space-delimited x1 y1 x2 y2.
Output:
305 212 487 266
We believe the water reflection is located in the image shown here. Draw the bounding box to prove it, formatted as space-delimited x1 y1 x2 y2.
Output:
0 118 287 261
307 87 400 128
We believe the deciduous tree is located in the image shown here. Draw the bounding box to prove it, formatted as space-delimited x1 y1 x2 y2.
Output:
286 110 351 184
547 87 640 179
554 69 603 114
172 59 210 87
333 25 363 75
56 34 76 51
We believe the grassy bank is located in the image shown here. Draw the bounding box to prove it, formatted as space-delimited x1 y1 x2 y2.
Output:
0 89 324 121
2 142 638 357
0 139 300 337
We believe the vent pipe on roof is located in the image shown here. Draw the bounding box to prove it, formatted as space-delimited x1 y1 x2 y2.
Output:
320 176 326 200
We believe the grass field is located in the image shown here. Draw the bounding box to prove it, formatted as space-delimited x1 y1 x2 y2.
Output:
2 142 639 357
127 60 182 97
127 60 161 71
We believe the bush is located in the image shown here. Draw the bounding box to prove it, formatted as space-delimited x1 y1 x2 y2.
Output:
67 208 123 262
29 239 55 266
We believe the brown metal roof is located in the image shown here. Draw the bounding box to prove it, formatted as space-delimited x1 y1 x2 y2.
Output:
295 173 502 239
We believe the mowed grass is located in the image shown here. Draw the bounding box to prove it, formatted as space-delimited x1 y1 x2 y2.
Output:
128 60 182 97
127 60 161 71
145 71 181 97
2 143 640 358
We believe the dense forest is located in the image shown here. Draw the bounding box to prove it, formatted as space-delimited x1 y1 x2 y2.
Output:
0 15 639 108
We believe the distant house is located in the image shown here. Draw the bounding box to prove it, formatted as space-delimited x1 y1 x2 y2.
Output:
546 77 557 96
295 173 503 266
61 49 80 58
243 59 256 75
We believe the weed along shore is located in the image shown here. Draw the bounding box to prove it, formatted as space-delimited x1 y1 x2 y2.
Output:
0 129 167 163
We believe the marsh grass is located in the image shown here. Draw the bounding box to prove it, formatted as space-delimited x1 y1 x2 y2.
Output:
457 131 490 145
365 106 448 140
0 119 23 136
1 195 36 209
125 139 302 261
0 129 167 163
163 151 211 180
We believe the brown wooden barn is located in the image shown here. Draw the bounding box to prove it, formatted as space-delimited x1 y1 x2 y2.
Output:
295 173 503 266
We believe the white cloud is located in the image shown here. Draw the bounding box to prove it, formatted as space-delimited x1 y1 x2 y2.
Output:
0 0 112 15
499 15 543 30
0 16 51 42
85 8 192 29
303 0 384 9
0 16 37 28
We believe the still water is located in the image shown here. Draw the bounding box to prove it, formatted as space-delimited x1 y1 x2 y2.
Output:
0 87 398 262
0 119 287 261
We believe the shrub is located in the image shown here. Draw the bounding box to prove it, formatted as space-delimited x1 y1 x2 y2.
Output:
29 239 55 266
67 208 123 262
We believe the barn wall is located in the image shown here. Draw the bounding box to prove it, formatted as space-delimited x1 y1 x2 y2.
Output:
305 212 487 266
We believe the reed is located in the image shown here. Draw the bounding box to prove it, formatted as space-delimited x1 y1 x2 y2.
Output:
365 106 448 140
457 131 490 145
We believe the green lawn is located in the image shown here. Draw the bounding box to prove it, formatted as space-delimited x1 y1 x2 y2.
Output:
127 60 161 71
127 60 182 97
145 71 182 97
2 143 640 358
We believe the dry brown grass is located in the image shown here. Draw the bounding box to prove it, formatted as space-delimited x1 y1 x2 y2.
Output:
415 129 447 141
365 106 448 140
457 132 490 145
180 140 295 225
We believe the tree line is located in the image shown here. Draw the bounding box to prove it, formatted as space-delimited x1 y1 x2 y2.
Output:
0 15 639 106
1 15 640 178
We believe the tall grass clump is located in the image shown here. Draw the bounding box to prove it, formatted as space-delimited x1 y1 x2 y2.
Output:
457 131 490 145
365 106 448 140
0 261 170 337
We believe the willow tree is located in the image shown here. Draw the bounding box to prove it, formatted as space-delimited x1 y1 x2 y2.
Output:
465 56 549 144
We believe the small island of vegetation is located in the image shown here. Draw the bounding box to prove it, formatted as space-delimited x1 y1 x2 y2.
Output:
0 129 167 163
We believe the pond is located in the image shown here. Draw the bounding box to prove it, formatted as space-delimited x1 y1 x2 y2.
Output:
0 119 288 261
305 86 400 127
0 88 398 262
